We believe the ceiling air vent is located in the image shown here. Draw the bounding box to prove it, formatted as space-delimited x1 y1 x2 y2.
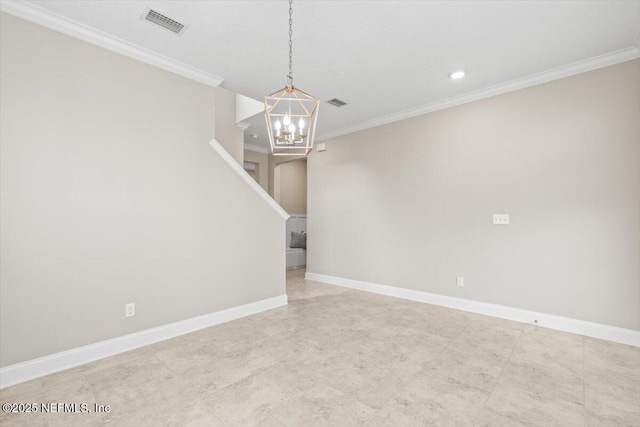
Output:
327 98 347 107
143 8 186 35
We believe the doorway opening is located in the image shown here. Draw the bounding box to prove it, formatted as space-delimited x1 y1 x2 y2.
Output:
273 158 307 270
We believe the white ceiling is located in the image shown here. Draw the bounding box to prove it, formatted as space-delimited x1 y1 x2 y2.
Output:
15 1 640 148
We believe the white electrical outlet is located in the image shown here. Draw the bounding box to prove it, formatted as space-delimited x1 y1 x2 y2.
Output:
125 303 135 317
456 276 464 287
493 214 510 225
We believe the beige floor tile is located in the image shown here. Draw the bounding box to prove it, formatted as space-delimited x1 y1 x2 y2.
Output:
499 360 583 404
39 346 156 389
323 357 425 410
256 415 287 427
584 368 640 427
255 330 324 362
154 397 227 427
38 378 103 427
484 379 585 427
99 397 164 427
153 336 228 375
584 336 640 378
582 336 640 426
418 409 476 427
425 343 509 391
371 394 478 427
368 397 431 427
509 325 584 375
401 371 490 417
181 344 278 395
452 321 523 355
0 377 46 403
381 327 451 366
466 314 525 332
86 353 173 389
0 407 50 427
262 357 330 394
371 305 471 340
270 383 377 427
475 408 529 427
90 382 150 425
138 373 201 404
202 372 295 426
46 410 108 427
287 279 348 301
90 375 149 410
208 318 291 353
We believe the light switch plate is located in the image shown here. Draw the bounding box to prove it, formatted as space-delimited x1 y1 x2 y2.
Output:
493 214 510 225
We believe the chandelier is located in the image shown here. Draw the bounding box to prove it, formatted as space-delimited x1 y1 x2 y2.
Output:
264 0 319 156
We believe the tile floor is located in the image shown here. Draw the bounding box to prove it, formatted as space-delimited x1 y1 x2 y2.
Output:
1 268 638 426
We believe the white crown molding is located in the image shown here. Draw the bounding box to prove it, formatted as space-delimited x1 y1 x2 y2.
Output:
316 47 640 141
237 122 251 132
0 294 287 389
0 0 224 87
305 272 640 347
244 143 270 154
210 139 288 220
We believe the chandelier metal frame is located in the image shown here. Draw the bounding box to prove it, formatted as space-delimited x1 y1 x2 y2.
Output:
264 0 319 156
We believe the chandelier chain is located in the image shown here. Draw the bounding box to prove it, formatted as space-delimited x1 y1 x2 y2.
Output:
265 0 318 156
287 0 293 88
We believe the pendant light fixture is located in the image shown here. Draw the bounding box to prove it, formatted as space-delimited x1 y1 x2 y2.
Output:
264 0 319 156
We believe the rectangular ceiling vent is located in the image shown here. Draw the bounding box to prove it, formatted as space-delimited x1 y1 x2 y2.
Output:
327 98 347 107
143 8 186 35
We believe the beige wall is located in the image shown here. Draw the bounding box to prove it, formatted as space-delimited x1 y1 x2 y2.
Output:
244 149 269 191
308 59 640 331
276 159 307 215
0 13 286 367
268 154 277 197
215 89 244 164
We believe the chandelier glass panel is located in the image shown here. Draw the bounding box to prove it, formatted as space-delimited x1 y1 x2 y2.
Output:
264 0 319 156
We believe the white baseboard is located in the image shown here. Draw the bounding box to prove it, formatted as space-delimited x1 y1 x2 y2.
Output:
0 294 288 389
305 272 640 347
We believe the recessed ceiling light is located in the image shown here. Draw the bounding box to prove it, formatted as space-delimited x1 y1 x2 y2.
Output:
250 134 258 139
449 70 466 80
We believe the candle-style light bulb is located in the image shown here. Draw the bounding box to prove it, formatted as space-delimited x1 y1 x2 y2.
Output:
283 114 290 126
289 124 296 142
298 118 305 130
275 120 281 130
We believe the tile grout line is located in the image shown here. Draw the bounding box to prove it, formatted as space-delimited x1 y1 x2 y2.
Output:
150 350 234 427
135 358 158 406
199 397 231 427
430 315 475 360
198 395 231 427
329 309 473 426
478 323 526 420
272 411 292 427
